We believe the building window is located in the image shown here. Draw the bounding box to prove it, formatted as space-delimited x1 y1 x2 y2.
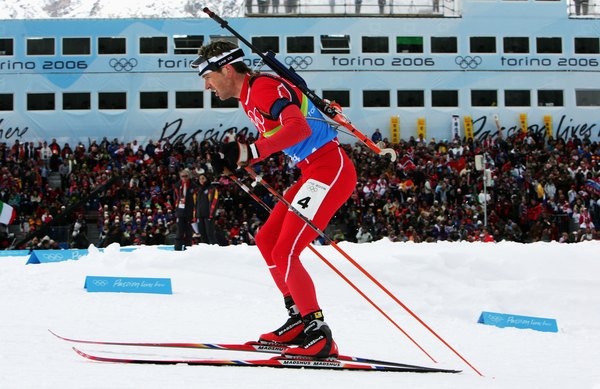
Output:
140 92 168 109
63 38 91 55
27 38 55 55
575 90 600 106
363 90 390 107
99 92 126 110
537 90 563 107
287 36 314 53
536 37 562 54
471 90 498 107
0 94 13 111
174 35 204 55
0 39 14 56
27 93 55 110
431 37 457 53
396 36 423 53
98 37 126 54
63 92 91 110
505 90 531 106
574 37 599 54
252 36 279 53
211 95 239 108
503 37 529 53
322 90 350 107
470 37 496 53
320 35 350 54
362 36 389 53
176 91 204 109
140 37 167 54
432 90 458 107
397 90 424 107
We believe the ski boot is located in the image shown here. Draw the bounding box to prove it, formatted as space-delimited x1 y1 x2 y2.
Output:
283 310 339 359
259 296 306 345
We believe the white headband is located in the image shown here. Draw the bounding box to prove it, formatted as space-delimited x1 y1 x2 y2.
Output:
190 48 245 77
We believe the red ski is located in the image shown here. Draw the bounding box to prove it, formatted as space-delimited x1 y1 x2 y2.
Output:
72 347 460 373
50 330 458 372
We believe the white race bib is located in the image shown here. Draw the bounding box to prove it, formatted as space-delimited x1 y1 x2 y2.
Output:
291 179 331 220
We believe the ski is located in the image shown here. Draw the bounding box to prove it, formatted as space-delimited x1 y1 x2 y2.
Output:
71 347 460 373
49 330 454 371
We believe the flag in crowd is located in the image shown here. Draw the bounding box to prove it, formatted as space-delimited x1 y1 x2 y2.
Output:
586 178 600 196
0 201 16 225
398 155 416 171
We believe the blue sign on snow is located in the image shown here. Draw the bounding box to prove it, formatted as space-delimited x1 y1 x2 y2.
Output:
478 311 558 333
84 276 172 294
26 249 88 264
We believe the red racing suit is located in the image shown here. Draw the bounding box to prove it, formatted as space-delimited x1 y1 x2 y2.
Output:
240 73 357 316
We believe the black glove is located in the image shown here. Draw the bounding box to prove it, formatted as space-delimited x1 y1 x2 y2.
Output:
211 142 259 175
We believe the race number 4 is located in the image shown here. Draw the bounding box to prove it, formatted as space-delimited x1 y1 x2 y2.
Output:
291 179 331 220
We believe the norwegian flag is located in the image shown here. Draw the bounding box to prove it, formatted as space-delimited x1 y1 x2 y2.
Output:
398 155 416 171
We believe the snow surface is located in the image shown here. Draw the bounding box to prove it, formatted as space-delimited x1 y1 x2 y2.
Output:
1 240 599 388
0 0 245 19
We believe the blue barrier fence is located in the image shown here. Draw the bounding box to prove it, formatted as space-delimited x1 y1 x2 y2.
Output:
0 246 175 263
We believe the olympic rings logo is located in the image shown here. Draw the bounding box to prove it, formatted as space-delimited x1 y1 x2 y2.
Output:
486 314 503 323
109 58 138 72
42 253 64 261
93 280 108 287
284 56 313 70
455 56 482 70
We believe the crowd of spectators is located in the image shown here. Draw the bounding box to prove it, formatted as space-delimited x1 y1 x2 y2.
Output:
338 130 599 244
0 128 598 250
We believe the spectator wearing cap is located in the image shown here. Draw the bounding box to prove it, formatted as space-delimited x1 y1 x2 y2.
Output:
173 168 197 250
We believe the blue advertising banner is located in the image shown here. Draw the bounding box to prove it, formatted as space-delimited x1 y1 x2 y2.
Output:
26 249 89 264
0 250 31 257
84 276 172 295
478 311 558 333
25 246 173 264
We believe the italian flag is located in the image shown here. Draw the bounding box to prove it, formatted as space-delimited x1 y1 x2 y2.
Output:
0 201 16 225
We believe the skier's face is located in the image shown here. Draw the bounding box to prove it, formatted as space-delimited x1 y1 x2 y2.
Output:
203 65 236 101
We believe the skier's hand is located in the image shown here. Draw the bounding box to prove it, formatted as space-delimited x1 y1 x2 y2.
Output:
209 152 227 175
212 142 259 175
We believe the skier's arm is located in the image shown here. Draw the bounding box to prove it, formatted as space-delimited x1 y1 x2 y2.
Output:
253 104 311 159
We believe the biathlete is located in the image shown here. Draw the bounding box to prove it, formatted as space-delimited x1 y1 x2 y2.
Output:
191 40 357 359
